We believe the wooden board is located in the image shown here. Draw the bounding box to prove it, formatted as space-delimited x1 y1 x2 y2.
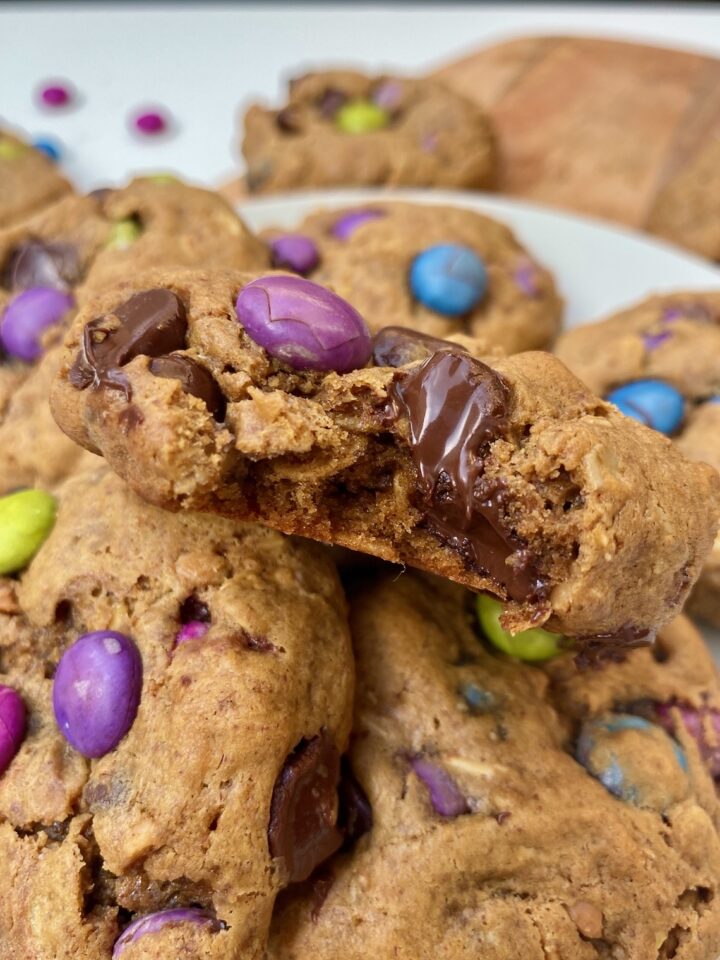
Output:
435 36 720 257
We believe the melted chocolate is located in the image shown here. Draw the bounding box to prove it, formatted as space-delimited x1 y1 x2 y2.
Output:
392 349 547 602
179 595 211 625
2 239 81 292
69 288 187 398
372 326 465 369
268 730 342 884
149 354 226 420
337 758 373 847
573 624 651 669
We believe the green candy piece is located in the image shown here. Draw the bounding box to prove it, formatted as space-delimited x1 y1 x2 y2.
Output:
0 138 28 160
144 173 178 185
0 490 57 575
107 218 142 250
476 594 563 662
335 99 389 135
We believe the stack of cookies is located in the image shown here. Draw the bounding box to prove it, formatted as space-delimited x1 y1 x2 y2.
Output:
2 93 720 960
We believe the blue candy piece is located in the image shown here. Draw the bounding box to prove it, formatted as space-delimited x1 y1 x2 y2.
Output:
576 713 688 809
32 137 62 162
459 681 495 714
409 243 487 317
606 379 684 435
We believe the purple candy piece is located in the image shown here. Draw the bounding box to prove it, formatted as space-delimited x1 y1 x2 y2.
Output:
40 83 72 108
513 259 540 297
133 110 168 136
113 908 221 958
175 620 209 646
235 275 372 373
0 684 26 775
420 132 439 154
372 80 403 110
411 756 470 818
642 330 673 351
656 702 720 777
0 287 74 362
53 631 142 758
331 208 386 241
270 234 320 275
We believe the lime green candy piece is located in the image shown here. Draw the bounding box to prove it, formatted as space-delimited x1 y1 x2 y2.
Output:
0 490 57 575
107 218 142 250
476 594 564 662
144 173 178 185
0 138 28 160
335 99 390 135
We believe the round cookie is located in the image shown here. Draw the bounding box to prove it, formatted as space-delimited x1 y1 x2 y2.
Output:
555 291 720 625
0 178 268 493
0 466 353 959
242 71 496 193
0 128 72 229
275 201 562 353
269 572 720 960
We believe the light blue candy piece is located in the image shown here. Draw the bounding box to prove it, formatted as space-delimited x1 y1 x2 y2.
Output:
459 682 495 714
32 137 62 162
606 379 684 435
576 713 687 807
409 243 487 317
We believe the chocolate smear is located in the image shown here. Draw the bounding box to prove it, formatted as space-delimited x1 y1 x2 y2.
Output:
392 348 548 602
150 354 226 420
268 730 342 884
69 288 187 398
2 239 81 291
373 326 465 369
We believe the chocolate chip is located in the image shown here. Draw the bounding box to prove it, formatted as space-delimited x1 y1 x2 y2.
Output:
268 730 342 883
372 326 464 368
392 349 548 603
70 288 187 398
276 107 303 134
180 595 211 625
317 88 348 119
2 239 81 292
149 354 226 420
337 758 372 847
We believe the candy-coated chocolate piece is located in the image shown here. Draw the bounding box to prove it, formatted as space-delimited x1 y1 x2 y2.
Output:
0 489 56 575
606 379 685 435
476 594 563 662
331 208 386 240
411 756 469 817
410 243 487 317
107 217 142 250
270 234 320 275
0 287 74 362
32 137 62 162
0 685 26 775
335 98 389 134
113 908 221 958
38 82 73 108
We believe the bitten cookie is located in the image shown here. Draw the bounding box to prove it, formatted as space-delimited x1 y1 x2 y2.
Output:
555 292 720 625
264 202 562 353
269 571 720 960
50 270 720 645
0 466 353 959
0 178 267 493
242 71 496 193
0 128 72 229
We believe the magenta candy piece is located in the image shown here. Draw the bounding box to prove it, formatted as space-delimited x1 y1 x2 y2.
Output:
643 330 673 351
372 80 403 110
235 275 371 373
39 83 72 108
656 702 720 777
331 208 386 241
175 620 209 646
411 756 469 817
0 685 26 775
52 631 142 758
133 110 168 136
514 259 540 297
113 908 221 958
0 287 74 362
270 234 320 275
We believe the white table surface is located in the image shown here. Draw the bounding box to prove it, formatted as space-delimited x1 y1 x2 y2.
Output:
1 3 720 191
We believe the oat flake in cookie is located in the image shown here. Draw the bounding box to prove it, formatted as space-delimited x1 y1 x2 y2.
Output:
555 291 720 627
268 572 720 960
50 269 720 647
242 70 496 192
264 201 563 354
0 466 353 959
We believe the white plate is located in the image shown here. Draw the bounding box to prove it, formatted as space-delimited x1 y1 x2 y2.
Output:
238 188 720 659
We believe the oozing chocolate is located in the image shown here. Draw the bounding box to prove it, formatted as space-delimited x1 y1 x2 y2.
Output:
372 325 465 368
268 730 342 884
392 349 548 603
149 354 226 420
69 288 187 398
2 239 81 292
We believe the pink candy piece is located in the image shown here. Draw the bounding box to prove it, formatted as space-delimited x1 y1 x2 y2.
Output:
132 110 169 136
39 83 72 108
175 620 209 646
656 702 720 777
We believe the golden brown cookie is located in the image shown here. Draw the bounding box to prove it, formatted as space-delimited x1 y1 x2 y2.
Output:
0 128 72 229
0 178 267 494
269 571 720 960
49 270 720 645
267 201 562 353
242 70 496 193
0 466 353 959
555 292 720 625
